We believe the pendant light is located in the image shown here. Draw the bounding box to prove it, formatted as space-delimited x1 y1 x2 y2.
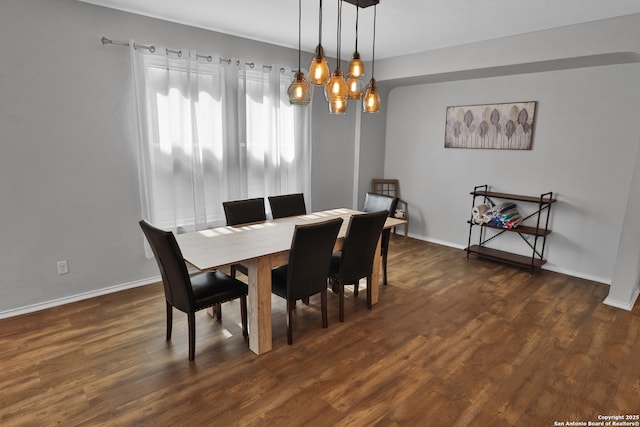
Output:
347 0 364 99
363 3 380 113
325 0 348 114
309 0 330 85
288 0 311 105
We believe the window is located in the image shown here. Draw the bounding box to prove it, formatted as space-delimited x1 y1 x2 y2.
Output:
131 49 311 232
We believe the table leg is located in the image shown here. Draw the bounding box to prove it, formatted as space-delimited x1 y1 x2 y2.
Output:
246 257 273 355
371 237 381 305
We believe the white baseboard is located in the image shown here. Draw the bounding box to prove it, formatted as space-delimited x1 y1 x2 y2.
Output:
0 276 160 319
604 288 640 311
406 234 612 285
542 264 611 285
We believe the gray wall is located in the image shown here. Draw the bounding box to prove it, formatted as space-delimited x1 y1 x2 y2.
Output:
3 0 639 314
384 64 640 283
377 14 640 309
0 0 356 314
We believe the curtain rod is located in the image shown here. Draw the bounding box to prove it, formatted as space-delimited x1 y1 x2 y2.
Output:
101 36 292 72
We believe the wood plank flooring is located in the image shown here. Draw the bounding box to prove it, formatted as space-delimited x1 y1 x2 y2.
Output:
1 236 639 426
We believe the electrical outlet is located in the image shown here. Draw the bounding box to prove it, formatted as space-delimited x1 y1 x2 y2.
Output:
57 260 69 275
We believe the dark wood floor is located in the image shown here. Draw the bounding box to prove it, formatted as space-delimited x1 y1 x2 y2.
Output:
1 236 639 426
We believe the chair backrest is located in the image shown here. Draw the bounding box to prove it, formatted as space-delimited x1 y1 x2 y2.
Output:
223 197 267 226
363 192 399 250
268 193 307 219
338 210 388 283
139 220 193 312
363 192 399 218
371 179 401 198
286 218 343 301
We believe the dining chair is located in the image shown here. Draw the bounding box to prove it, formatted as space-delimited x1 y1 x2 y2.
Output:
271 217 343 344
371 178 409 236
268 193 307 219
222 197 267 277
139 220 248 361
363 192 399 286
223 197 267 226
329 210 388 322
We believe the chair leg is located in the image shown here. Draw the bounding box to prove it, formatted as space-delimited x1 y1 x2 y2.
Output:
382 252 389 286
339 283 345 322
287 300 294 345
330 278 339 294
366 276 372 309
231 264 237 278
302 297 310 305
240 295 248 337
321 289 328 328
187 312 196 361
353 281 359 297
214 303 222 320
166 302 173 340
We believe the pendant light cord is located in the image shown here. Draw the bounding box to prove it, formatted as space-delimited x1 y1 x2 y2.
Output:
318 0 323 45
337 0 343 69
355 0 359 52
297 0 302 72
371 4 376 77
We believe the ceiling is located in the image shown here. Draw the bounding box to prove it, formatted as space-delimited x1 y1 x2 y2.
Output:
82 0 640 60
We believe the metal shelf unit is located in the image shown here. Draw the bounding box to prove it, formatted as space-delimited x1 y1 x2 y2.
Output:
465 184 556 273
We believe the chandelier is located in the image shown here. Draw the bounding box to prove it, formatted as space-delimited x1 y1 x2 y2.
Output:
294 0 381 114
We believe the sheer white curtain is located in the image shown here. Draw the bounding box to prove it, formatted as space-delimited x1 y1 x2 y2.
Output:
130 43 311 234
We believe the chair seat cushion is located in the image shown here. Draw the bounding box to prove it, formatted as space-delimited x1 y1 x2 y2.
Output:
329 253 342 278
191 270 248 310
271 265 288 299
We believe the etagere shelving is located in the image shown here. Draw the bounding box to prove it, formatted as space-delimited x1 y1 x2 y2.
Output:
465 184 556 273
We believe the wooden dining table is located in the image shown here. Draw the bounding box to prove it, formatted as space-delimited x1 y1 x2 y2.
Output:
175 208 407 355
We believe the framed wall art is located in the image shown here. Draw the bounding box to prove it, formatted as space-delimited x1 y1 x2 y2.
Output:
444 101 536 150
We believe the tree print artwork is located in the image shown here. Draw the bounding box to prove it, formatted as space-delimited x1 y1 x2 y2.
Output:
444 101 536 149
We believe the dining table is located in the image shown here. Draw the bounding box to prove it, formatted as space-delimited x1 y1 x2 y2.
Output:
175 208 407 355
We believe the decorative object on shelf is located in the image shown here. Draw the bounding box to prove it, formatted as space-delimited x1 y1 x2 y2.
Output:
465 184 556 273
471 201 493 224
485 202 523 229
445 101 537 150
362 3 380 113
309 0 330 85
288 0 311 105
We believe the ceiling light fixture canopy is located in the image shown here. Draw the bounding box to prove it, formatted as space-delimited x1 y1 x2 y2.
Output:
288 0 311 105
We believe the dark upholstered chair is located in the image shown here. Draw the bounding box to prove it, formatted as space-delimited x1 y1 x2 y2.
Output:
271 217 343 344
329 210 388 322
268 193 307 219
363 192 399 286
223 197 267 226
139 220 248 361
222 197 267 277
371 178 409 236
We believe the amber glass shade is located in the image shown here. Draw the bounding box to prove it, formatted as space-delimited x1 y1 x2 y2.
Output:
325 69 348 102
347 75 363 99
329 97 347 115
309 45 330 85
347 52 364 78
288 72 311 105
363 78 380 113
